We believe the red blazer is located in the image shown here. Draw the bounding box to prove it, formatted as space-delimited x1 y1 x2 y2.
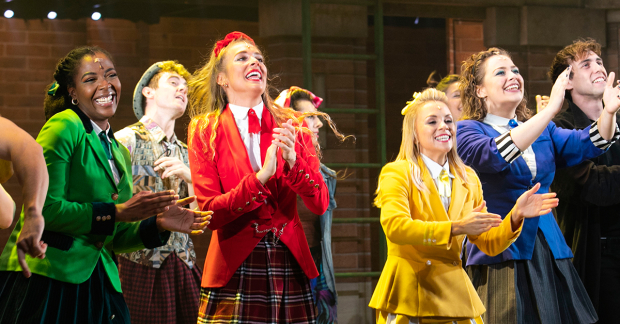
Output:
188 106 328 288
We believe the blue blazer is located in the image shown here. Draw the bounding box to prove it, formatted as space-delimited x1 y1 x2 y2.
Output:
457 120 605 265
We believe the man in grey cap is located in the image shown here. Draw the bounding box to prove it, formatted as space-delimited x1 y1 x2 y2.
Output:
115 61 202 324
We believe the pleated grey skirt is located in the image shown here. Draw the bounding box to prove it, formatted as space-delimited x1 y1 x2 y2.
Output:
467 230 598 324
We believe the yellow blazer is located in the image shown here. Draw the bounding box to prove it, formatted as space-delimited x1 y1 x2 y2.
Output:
369 160 523 321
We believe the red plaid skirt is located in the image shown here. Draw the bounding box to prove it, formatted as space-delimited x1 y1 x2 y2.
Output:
198 233 316 323
118 252 202 324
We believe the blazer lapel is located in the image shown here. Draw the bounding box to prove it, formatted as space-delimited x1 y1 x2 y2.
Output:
420 165 450 221
220 106 254 178
447 166 469 221
260 105 274 165
110 139 127 188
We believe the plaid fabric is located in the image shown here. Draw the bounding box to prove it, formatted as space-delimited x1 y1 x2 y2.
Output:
198 233 316 323
118 252 202 324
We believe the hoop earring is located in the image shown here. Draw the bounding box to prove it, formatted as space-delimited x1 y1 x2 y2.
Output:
71 98 78 105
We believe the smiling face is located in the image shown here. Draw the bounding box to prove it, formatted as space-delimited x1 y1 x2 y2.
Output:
476 55 524 117
415 101 454 165
217 41 267 106
567 50 607 100
69 53 120 129
444 82 463 120
294 99 324 146
144 72 188 118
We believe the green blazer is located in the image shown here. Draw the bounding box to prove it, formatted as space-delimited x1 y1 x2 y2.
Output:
0 107 168 293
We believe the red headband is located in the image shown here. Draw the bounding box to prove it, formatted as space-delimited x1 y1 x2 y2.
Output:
213 31 256 58
276 86 323 109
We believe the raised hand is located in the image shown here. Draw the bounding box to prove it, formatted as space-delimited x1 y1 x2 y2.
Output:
451 201 503 236
154 156 192 184
273 119 297 168
256 143 278 185
156 196 212 234
603 72 620 115
546 66 571 116
116 190 179 222
16 213 46 278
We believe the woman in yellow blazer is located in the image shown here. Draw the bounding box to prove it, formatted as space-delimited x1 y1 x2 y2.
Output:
369 88 559 324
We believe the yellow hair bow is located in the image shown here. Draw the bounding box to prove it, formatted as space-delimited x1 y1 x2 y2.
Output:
401 92 422 115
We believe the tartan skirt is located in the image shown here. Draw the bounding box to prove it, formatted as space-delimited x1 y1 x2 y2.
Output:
0 258 130 324
118 252 202 324
198 232 316 324
467 230 598 324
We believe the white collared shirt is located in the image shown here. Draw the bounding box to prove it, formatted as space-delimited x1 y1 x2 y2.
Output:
91 121 120 185
228 102 264 172
483 113 537 180
421 154 454 212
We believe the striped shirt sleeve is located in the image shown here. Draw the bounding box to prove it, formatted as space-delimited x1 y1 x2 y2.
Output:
589 120 620 150
495 130 522 163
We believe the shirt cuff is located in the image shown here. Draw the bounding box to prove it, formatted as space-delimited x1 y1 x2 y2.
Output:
91 202 116 235
139 216 171 249
589 120 620 150
495 130 522 164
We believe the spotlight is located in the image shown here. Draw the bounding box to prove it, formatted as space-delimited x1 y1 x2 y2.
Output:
47 11 57 19
4 9 14 18
91 12 101 21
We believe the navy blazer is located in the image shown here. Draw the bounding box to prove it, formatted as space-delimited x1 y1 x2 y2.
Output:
457 120 605 265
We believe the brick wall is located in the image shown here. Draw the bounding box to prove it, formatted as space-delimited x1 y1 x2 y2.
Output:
447 19 486 74
0 16 258 267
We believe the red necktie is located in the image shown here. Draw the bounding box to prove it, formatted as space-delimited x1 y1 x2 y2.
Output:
248 108 261 134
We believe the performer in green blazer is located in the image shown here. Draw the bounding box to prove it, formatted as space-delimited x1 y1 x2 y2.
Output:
0 46 212 324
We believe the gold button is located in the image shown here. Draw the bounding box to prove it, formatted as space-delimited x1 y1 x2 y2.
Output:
257 191 262 195
110 314 115 320
309 180 314 184
252 197 256 201
95 242 104 249
96 216 101 221
305 174 309 179
314 184 319 188
298 169 304 173
106 215 112 221
432 239 436 243
246 201 250 205
237 207 243 211
111 193 118 201
426 260 431 266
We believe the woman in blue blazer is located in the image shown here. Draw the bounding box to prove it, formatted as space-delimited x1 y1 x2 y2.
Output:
456 47 620 324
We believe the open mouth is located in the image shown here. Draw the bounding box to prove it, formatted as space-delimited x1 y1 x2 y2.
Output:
94 94 115 106
245 69 263 81
593 76 605 84
504 84 520 91
435 134 451 142
175 94 186 103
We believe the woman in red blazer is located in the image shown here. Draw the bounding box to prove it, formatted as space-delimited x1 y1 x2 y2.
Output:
188 32 333 323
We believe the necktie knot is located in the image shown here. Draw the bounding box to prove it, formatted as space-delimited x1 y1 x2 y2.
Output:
99 131 113 160
248 108 261 134
508 119 519 129
438 169 451 198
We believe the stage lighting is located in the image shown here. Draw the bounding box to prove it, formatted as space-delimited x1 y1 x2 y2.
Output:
47 11 57 19
91 12 101 21
4 10 14 18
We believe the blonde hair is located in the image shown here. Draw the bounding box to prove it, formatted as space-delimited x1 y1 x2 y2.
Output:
188 36 348 160
375 88 469 206
148 61 191 89
188 37 299 158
